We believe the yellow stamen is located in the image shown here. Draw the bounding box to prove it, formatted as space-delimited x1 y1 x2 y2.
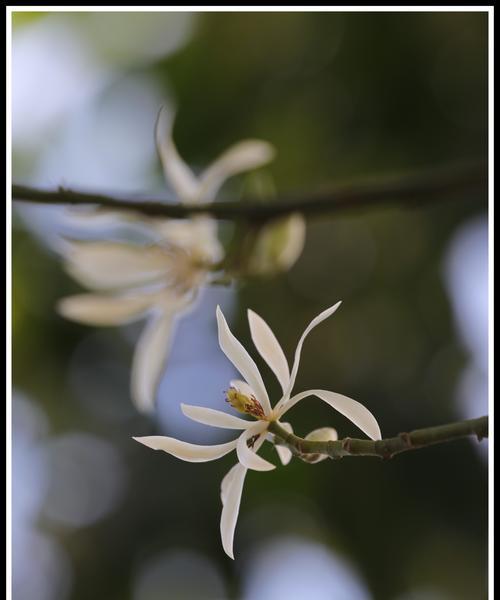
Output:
226 388 265 419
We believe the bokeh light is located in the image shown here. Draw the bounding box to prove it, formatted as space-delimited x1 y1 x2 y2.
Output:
42 432 127 528
242 536 372 600
133 549 227 600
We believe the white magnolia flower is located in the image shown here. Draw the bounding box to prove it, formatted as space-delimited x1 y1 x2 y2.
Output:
58 109 275 413
134 302 381 558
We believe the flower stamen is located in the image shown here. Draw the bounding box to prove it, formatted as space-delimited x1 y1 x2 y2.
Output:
225 387 265 419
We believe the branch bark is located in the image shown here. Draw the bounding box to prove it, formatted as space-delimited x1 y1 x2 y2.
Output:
268 415 488 461
12 161 486 223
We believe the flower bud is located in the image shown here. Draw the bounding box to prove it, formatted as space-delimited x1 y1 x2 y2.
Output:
247 213 306 276
303 427 338 463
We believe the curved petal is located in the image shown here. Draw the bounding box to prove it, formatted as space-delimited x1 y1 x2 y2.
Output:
216 306 271 415
133 435 237 462
220 463 247 559
279 301 342 409
181 404 252 430
274 421 293 466
199 140 275 203
64 240 170 291
220 434 265 559
236 422 274 471
247 309 290 395
131 310 176 413
230 380 256 398
279 389 381 441
57 293 151 326
155 106 200 203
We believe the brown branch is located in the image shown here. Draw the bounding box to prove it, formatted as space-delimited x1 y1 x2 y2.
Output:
11 161 486 223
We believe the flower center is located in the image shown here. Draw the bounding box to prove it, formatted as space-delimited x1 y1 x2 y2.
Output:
225 387 265 419
161 245 209 294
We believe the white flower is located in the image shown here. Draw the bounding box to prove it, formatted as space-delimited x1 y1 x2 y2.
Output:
57 108 275 413
134 302 381 558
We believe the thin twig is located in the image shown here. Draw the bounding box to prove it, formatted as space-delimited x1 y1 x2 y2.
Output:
12 161 486 223
268 415 488 461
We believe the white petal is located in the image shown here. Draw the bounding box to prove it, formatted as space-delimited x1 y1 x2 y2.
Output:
279 301 342 409
220 434 265 559
64 240 170 291
131 310 176 413
274 421 293 466
280 389 382 441
220 463 247 559
247 309 290 395
199 140 275 203
57 293 151 326
155 106 200 203
133 435 237 462
229 380 256 398
181 404 252 430
216 306 271 414
236 422 275 472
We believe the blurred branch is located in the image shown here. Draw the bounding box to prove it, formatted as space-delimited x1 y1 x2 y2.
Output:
12 161 486 223
268 415 488 461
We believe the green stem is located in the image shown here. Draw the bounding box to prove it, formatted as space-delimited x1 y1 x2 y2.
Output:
12 161 486 223
268 416 488 461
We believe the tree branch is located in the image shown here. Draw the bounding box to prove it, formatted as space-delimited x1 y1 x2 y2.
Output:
268 415 488 461
11 161 486 223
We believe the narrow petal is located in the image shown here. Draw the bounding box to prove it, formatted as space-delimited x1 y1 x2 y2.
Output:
131 310 176 413
230 380 256 398
181 404 252 430
199 140 275 203
133 435 237 462
57 293 151 326
279 301 342 408
64 240 170 291
216 306 271 415
220 434 265 559
220 463 247 559
279 389 382 441
236 422 275 471
274 421 293 466
247 309 290 395
155 106 200 203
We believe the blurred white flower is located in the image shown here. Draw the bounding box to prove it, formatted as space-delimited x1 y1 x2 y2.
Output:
58 109 275 412
134 303 381 558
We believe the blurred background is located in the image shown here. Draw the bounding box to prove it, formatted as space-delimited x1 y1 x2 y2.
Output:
11 10 489 600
